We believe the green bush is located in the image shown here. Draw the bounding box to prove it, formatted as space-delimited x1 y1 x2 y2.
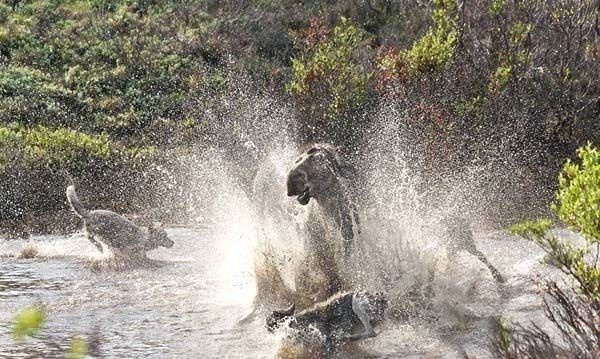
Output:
288 17 371 122
489 0 506 17
0 123 153 171
0 0 598 230
11 305 91 358
555 144 600 242
488 64 512 94
0 66 88 127
12 305 45 341
0 123 163 229
510 143 600 300
404 0 457 74
0 1 212 141
500 144 600 357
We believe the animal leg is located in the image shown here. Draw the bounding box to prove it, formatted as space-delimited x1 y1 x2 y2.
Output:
345 293 377 341
340 210 354 260
89 236 104 253
447 218 505 283
472 249 505 283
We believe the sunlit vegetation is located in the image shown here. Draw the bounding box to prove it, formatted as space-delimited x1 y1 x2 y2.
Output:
0 0 598 229
499 144 600 357
288 17 370 122
1 2 599 357
12 305 45 341
404 0 457 74
0 1 212 141
0 123 153 171
67 337 88 359
11 305 90 358
0 122 163 232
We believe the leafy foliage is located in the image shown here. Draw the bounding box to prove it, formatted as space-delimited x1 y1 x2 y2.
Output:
501 144 600 357
12 306 45 341
288 17 371 122
0 123 153 171
404 0 457 73
0 1 213 141
0 123 170 235
0 0 599 229
67 337 88 359
510 145 600 300
488 64 511 94
11 305 93 357
555 144 600 243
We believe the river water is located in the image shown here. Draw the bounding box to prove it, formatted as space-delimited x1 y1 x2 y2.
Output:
0 223 559 358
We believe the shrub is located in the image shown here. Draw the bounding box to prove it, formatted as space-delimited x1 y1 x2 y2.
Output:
0 1 213 142
0 123 150 171
11 305 93 358
555 144 600 242
404 0 457 74
488 64 511 94
288 17 371 123
0 0 598 230
499 144 600 357
374 46 408 96
12 305 45 341
0 123 164 232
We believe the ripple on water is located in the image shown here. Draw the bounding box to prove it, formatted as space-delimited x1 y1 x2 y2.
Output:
0 228 279 358
0 226 563 358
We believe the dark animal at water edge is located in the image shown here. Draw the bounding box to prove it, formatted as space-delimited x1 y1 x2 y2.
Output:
266 290 387 352
66 185 173 261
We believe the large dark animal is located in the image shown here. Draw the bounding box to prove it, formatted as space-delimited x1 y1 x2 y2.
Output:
286 144 361 302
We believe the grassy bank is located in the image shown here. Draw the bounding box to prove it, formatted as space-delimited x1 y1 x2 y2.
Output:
0 0 599 233
0 123 171 236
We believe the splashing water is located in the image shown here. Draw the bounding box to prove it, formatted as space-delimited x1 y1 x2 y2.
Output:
234 101 556 356
0 91 558 357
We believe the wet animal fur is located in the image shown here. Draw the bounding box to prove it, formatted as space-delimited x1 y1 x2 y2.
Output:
66 185 173 260
286 144 361 301
287 144 360 253
267 291 387 351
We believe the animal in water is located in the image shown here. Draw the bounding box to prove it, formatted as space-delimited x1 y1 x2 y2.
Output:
266 290 387 351
287 144 360 256
286 144 361 300
66 185 173 261
445 216 505 283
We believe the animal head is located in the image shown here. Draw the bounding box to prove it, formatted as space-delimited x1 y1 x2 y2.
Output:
286 144 356 206
287 144 361 255
266 303 295 333
146 226 174 249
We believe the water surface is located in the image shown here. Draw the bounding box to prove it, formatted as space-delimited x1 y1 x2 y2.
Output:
0 227 555 358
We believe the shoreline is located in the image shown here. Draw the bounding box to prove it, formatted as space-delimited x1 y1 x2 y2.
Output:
0 211 80 239
0 211 195 239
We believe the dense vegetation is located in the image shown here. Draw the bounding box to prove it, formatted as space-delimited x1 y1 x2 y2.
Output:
0 0 599 233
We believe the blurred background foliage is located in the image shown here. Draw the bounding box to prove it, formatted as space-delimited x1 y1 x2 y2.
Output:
11 305 94 358
0 0 598 234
